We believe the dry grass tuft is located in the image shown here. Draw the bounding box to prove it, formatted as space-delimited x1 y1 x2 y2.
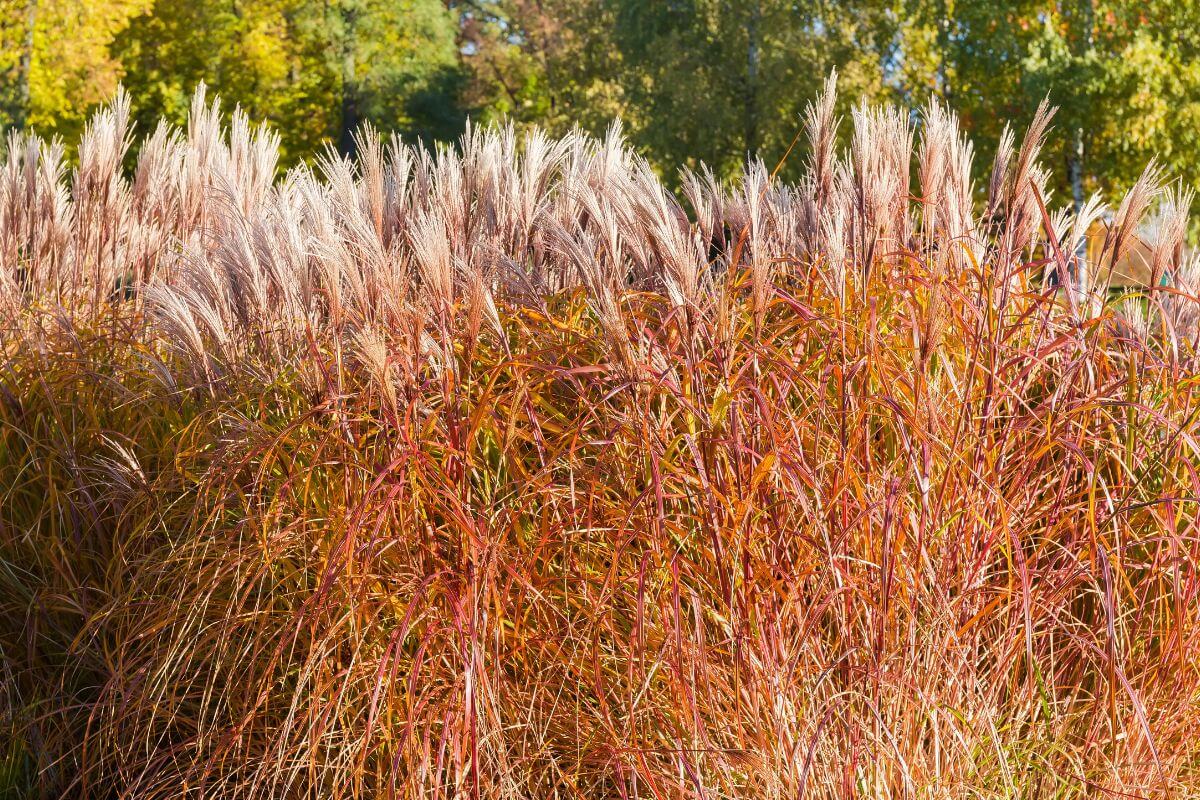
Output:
2 83 1200 799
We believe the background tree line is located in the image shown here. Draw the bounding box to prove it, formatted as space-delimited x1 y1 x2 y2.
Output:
2 0 1197 203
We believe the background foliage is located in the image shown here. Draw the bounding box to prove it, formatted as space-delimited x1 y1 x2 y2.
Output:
3 2 1200 190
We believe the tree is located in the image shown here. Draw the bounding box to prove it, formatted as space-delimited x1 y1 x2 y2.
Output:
112 0 325 160
304 0 465 157
603 0 901 182
452 0 622 136
111 0 464 163
901 0 1200 203
9 0 35 127
1 0 150 137
6 0 1200 207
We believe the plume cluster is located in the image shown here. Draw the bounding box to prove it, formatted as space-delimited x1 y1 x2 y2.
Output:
3 78 1200 799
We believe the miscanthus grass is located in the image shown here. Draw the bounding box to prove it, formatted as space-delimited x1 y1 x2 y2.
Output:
2 76 1200 798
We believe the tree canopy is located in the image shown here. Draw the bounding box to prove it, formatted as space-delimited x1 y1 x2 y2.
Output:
2 0 1199 198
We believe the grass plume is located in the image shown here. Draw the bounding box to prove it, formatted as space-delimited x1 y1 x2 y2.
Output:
2 84 1200 799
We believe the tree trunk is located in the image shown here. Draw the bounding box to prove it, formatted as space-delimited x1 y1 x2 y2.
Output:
936 10 952 103
1066 128 1087 275
14 0 37 128
1067 128 1085 213
337 2 361 157
1066 0 1093 269
743 1 761 160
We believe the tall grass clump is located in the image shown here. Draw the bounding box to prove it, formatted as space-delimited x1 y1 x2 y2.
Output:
3 78 1200 798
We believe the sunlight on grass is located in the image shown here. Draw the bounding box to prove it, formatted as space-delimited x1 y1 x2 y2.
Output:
2 78 1199 798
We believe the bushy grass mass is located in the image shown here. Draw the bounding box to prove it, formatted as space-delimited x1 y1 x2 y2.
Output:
2 79 1200 798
